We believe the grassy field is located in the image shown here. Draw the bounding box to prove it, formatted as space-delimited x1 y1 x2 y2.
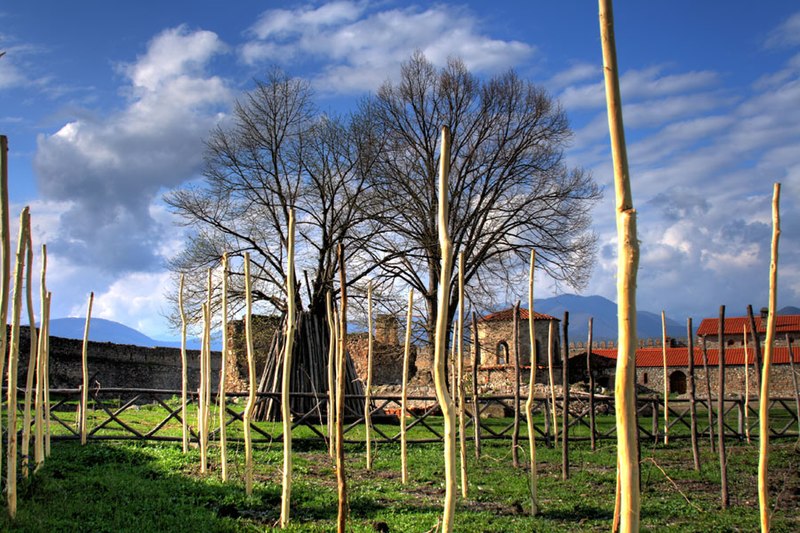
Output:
2 409 799 532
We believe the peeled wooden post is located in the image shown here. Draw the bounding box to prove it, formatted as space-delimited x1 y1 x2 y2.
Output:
21 225 39 475
743 327 751 444
80 291 94 445
456 252 467 497
433 125 457 532
365 282 374 470
0 136 10 477
204 270 212 464
702 338 714 452
547 321 558 446
786 335 800 440
717 305 729 509
43 292 52 457
512 300 521 468
198 302 209 473
400 289 414 484
335 243 348 533
747 305 764 396
687 318 701 471
178 274 189 453
600 1 641 529
280 210 296 527
525 249 539 515
561 311 569 481
219 254 229 481
243 253 256 496
759 183 780 532
34 245 48 469
661 311 669 445
326 291 336 458
587 318 596 451
7 207 29 518
471 311 481 459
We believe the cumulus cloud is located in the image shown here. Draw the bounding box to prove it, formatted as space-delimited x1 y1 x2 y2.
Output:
240 1 533 94
764 11 800 49
34 26 231 273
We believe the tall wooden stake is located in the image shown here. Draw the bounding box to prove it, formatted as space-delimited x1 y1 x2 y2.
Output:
7 207 29 518
512 301 521 468
786 336 800 441
21 224 38 475
525 249 539 515
198 302 208 473
336 243 348 532
178 274 189 453
702 338 714 452
43 292 52 457
471 311 481 459
687 318 700 471
600 0 640 529
243 254 256 495
281 212 297 527
434 125 456 532
717 305 729 509
661 311 669 445
326 291 336 458
561 311 569 481
747 305 764 396
456 253 467 497
587 318 596 451
759 183 780 533
80 291 94 445
547 321 558 446
401 289 414 484
743 326 751 444
365 282 374 470
33 245 48 469
0 136 10 477
219 254 229 481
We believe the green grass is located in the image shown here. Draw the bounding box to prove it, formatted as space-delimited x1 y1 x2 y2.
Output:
1 417 798 532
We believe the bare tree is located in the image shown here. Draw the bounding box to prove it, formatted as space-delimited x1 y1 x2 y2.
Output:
362 53 601 345
165 70 384 321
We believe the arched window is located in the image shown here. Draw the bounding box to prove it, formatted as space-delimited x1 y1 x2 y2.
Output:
496 341 509 365
669 371 687 395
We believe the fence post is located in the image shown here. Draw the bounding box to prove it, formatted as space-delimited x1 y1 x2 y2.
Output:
737 394 744 442
651 399 659 444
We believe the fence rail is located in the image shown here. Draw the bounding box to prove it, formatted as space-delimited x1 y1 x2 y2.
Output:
29 387 800 446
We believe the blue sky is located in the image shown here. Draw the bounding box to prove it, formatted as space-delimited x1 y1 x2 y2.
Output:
1 1 798 340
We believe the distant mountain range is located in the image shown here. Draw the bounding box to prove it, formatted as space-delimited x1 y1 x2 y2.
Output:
39 296 797 349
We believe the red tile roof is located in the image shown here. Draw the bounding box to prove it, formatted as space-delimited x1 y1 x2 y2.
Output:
480 307 558 323
696 315 800 337
589 346 798 368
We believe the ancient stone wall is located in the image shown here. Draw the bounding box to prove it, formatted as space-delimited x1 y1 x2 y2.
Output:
634 365 798 398
346 332 415 386
225 315 282 392
477 318 559 367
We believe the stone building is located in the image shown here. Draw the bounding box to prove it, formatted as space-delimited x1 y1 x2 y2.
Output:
696 312 800 349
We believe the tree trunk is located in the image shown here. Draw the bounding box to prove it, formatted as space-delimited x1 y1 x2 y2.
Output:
401 289 414 484
0 136 10 478
281 212 296 527
243 255 256 496
525 249 540 515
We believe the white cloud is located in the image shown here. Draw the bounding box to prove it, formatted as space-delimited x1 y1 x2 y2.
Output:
764 11 800 49
89 271 174 339
240 2 534 94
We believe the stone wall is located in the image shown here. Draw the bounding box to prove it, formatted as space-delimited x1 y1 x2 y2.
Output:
15 326 221 392
346 332 416 386
634 365 798 398
225 315 282 392
476 318 559 368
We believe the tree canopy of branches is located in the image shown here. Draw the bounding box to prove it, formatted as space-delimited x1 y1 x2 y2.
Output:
363 53 601 343
165 70 384 322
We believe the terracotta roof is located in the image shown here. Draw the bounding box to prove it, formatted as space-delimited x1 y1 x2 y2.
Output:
696 315 800 337
480 307 558 323
589 346 798 368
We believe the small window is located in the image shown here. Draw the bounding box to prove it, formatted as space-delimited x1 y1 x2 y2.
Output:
496 341 509 365
727 339 735 347
642 372 649 385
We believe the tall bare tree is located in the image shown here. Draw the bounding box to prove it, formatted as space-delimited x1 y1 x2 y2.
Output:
362 53 600 345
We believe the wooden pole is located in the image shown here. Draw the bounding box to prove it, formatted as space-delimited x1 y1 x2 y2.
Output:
198 302 208 473
702 338 714 452
401 289 413 484
243 253 256 495
587 318 596 451
80 291 93 446
365 282 374 470
512 300 521 468
747 305 764 396
661 311 669 445
561 311 569 481
717 305 729 509
335 243 348 533
178 274 189 453
471 311 481 459
599 0 641 529
33 245 47 469
547 321 558 446
687 318 701 471
326 291 336 458
786 335 800 441
0 136 10 478
7 207 29 518
743 326 751 444
204 270 212 465
456 252 467 497
759 183 780 532
219 254 229 481
434 125 457 532
21 224 38 475
525 249 539 515
281 210 296 527
43 292 52 457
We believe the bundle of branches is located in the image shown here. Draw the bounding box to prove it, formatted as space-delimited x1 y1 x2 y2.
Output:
254 310 363 422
